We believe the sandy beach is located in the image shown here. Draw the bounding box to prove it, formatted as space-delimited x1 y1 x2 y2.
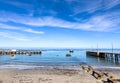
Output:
0 66 120 83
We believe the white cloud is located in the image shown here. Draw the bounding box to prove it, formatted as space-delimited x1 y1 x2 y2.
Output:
24 28 44 34
0 11 120 32
1 0 120 17
103 0 120 9
69 0 102 15
0 23 44 34
0 31 29 41
66 0 120 16
0 0 33 10
0 23 19 29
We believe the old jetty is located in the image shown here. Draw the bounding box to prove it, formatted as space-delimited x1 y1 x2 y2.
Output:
86 51 120 62
0 49 42 55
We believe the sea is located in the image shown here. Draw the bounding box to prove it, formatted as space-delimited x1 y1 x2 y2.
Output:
0 48 120 69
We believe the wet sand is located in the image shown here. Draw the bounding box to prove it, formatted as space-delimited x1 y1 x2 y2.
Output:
0 66 120 83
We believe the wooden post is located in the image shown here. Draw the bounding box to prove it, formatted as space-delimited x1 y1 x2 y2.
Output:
97 44 99 57
97 52 99 57
2 50 4 55
110 54 113 60
115 54 118 62
97 44 98 52
111 43 113 54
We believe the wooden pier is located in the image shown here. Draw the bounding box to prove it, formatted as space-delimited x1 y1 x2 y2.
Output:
0 49 42 55
86 51 120 62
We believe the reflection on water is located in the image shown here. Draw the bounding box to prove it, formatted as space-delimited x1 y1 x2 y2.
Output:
10 54 16 59
86 55 120 66
0 49 120 67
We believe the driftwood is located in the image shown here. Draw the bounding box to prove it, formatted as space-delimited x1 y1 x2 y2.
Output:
112 78 120 82
81 65 120 83
92 71 103 80
103 72 109 77
81 65 93 72
106 78 114 83
107 78 120 83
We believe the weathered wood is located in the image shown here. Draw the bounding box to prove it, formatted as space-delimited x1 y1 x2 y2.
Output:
92 71 103 80
107 79 114 83
81 65 93 73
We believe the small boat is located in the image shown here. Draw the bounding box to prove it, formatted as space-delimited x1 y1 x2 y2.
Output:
69 50 74 53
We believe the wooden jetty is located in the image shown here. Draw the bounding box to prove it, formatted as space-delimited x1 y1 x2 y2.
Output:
86 51 120 62
0 49 42 55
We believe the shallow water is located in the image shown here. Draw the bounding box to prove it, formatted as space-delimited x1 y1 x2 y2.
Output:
0 49 120 68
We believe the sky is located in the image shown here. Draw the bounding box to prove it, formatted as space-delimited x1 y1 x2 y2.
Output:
0 0 120 48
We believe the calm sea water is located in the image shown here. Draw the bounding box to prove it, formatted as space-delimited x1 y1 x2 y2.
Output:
0 49 120 68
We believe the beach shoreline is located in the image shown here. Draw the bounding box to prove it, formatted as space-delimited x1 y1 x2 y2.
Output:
0 64 120 70
0 65 120 83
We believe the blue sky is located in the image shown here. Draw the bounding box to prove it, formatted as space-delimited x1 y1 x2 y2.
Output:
0 0 120 48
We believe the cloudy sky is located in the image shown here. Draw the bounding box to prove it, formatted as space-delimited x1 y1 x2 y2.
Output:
0 0 120 48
